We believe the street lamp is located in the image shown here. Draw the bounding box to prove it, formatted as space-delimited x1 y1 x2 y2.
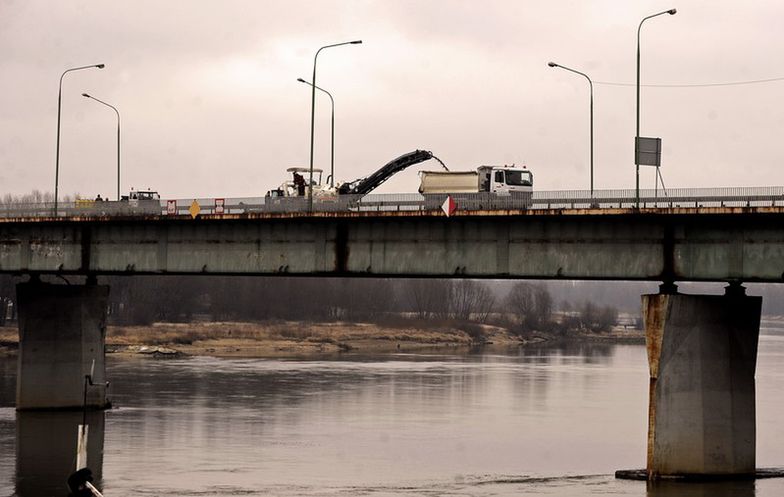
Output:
636 8 676 207
298 78 336 188
308 40 362 210
82 93 121 201
548 61 594 198
55 64 105 214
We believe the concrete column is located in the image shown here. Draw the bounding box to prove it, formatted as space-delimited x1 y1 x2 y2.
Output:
642 291 760 479
646 479 754 497
16 282 110 410
16 411 104 495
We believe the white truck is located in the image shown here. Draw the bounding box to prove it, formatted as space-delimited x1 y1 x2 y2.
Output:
418 165 533 194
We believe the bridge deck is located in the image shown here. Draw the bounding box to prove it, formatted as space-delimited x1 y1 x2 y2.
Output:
1 206 783 282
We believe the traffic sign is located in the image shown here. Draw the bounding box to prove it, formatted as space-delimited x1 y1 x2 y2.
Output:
189 200 201 219
441 195 456 217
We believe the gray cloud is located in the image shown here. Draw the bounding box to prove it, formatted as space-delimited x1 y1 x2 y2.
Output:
2 0 784 200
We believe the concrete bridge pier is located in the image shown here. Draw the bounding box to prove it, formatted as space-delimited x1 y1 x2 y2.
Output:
16 281 110 410
16 411 105 495
642 287 761 479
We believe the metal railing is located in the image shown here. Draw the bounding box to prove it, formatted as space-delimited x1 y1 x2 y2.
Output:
2 186 784 219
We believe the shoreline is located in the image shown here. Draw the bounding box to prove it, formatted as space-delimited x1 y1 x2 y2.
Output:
0 320 645 359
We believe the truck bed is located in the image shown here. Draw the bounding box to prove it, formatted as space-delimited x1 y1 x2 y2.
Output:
418 171 478 194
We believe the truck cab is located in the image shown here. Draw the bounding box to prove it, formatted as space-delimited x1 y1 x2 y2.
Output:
131 190 160 201
123 189 161 201
120 189 162 214
478 165 533 193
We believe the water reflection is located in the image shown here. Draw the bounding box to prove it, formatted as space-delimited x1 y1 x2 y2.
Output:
0 337 781 496
516 340 617 363
96 351 650 493
647 479 755 497
0 356 15 406
16 411 104 497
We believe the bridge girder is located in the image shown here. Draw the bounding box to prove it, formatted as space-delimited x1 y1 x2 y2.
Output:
0 208 783 282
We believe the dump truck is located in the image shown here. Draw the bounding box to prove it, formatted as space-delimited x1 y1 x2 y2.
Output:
418 165 533 194
266 152 533 205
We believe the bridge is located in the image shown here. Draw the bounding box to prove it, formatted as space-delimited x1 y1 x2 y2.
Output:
2 187 781 480
2 187 784 281
3 185 784 218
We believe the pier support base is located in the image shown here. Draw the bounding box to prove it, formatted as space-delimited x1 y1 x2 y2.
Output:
642 291 760 479
16 282 110 410
16 411 104 495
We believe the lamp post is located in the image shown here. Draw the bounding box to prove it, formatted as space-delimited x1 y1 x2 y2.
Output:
308 40 361 209
82 93 121 201
636 8 676 207
55 64 105 214
298 78 335 188
548 61 594 197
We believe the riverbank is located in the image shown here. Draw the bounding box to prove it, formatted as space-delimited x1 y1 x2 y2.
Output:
0 319 644 359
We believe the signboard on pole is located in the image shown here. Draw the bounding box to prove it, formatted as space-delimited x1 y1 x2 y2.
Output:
635 137 662 167
214 198 225 215
166 200 177 215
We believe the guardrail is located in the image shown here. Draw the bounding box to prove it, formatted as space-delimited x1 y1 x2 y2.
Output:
2 186 784 219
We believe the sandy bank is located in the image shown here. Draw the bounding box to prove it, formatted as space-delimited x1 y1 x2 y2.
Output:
0 320 644 359
105 321 523 358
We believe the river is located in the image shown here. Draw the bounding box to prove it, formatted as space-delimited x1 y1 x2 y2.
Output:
1 326 784 496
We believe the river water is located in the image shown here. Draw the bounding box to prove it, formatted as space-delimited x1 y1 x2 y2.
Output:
1 327 784 496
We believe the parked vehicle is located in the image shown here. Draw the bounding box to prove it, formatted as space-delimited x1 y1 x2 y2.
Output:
122 189 161 201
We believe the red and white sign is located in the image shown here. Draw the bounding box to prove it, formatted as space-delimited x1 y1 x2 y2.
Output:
166 200 177 215
214 198 225 215
441 195 457 217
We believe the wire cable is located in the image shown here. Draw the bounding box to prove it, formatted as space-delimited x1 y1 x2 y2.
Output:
595 77 784 88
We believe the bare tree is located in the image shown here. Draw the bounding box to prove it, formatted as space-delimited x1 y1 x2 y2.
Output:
506 282 534 324
451 280 495 322
579 301 597 330
408 279 450 320
579 301 618 332
595 305 619 332
341 278 395 321
533 285 553 329
505 282 553 332
0 190 54 207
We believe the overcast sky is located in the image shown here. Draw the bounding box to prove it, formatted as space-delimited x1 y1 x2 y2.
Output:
1 0 783 200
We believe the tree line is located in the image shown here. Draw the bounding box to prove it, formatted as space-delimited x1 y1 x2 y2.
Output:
8 274 784 330
0 274 622 334
0 190 84 208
